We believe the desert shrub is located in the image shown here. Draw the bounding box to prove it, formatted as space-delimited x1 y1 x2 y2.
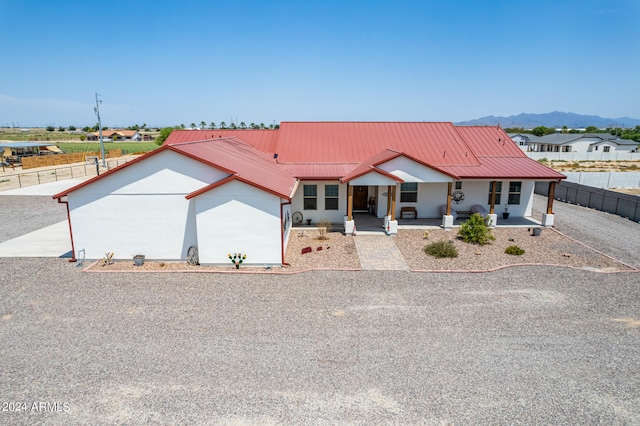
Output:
317 218 332 240
424 240 458 258
458 213 495 245
505 245 525 256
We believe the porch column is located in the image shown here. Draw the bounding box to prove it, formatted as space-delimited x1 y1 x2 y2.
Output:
546 181 556 214
488 181 498 228
542 181 556 227
489 181 497 214
386 185 392 216
390 185 396 221
347 184 353 221
442 182 454 229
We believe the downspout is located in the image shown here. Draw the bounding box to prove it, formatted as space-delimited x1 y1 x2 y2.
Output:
280 199 292 266
57 197 77 262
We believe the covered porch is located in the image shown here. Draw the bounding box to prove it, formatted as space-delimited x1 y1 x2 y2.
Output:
342 180 559 235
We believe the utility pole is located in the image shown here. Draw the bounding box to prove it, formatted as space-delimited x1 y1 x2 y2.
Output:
94 93 106 168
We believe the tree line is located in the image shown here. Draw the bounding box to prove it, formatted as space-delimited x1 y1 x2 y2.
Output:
504 125 640 142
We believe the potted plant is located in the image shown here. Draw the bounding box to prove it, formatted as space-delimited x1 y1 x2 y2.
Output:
133 254 145 266
502 205 510 219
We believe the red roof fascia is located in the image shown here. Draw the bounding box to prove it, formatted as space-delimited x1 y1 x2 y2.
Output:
341 166 405 184
52 145 171 199
185 174 292 200
439 157 567 180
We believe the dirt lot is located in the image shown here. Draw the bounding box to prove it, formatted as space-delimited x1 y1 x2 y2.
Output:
545 159 640 172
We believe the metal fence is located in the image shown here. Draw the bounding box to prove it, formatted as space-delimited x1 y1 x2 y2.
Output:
0 158 133 191
535 181 640 222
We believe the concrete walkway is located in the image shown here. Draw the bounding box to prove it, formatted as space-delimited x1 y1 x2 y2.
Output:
354 235 410 270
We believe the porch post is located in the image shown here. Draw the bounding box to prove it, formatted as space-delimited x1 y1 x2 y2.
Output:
390 185 396 221
541 181 556 227
488 181 498 228
489 181 497 214
347 184 353 221
546 181 555 214
446 182 452 215
386 185 392 216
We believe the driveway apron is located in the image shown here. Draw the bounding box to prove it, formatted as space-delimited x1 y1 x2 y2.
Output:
354 235 410 270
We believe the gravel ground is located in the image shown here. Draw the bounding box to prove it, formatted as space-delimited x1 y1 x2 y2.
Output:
1 258 639 424
2 193 640 424
532 194 640 269
0 195 67 242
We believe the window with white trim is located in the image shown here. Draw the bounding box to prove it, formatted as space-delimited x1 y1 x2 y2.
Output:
487 181 502 205
303 185 317 210
325 185 338 210
508 182 522 205
603 146 610 152
400 182 418 202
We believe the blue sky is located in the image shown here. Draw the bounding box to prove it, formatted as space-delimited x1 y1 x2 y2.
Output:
1 0 639 128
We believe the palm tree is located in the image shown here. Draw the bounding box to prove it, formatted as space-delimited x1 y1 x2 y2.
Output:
230 122 237 129
250 122 257 129
259 123 265 129
219 121 227 129
239 121 247 129
210 122 216 129
190 123 196 129
200 121 206 129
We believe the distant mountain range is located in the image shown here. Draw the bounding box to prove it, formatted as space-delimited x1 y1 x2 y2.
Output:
456 111 640 129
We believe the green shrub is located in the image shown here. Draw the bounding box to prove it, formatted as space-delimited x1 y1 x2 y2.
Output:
505 245 525 256
457 213 495 245
424 240 458 258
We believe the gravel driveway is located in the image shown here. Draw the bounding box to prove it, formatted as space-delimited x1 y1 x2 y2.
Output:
1 193 639 424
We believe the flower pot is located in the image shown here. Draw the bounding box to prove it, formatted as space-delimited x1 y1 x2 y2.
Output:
133 255 145 266
502 212 510 219
532 228 542 236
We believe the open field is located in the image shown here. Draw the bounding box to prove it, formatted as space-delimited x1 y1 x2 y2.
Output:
539 159 640 172
57 141 159 154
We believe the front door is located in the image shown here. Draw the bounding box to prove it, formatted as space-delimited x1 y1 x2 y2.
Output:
353 186 368 211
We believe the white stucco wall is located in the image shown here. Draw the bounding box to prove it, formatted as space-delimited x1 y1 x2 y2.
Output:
290 180 346 224
378 156 451 182
68 150 229 260
391 180 535 218
194 179 283 266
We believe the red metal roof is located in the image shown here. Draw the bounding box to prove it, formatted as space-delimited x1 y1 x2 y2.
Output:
169 137 296 199
279 163 358 180
54 137 297 200
275 122 481 166
454 126 525 157
165 129 278 154
159 123 565 182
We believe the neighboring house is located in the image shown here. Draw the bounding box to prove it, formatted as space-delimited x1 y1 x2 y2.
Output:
524 133 637 154
508 133 533 152
54 122 565 265
87 130 142 141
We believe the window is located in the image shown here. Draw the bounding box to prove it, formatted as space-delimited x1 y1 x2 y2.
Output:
508 182 522 205
553 146 560 152
546 145 553 152
594 146 598 151
487 181 502 205
324 185 338 210
562 146 571 152
455 181 462 190
603 146 610 153
303 185 317 210
400 182 418 202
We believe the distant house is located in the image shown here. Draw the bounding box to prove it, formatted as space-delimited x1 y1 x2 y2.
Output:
87 130 141 142
54 122 564 264
521 133 637 154
508 133 533 152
